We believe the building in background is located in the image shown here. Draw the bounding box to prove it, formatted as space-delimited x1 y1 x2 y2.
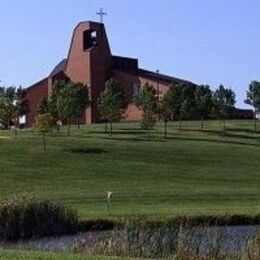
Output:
25 21 196 127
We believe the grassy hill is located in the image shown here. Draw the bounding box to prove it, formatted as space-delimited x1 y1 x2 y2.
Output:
0 120 259 219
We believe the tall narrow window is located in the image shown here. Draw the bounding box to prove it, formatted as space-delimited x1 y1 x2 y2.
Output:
83 30 98 50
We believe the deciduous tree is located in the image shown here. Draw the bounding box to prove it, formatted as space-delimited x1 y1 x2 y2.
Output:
213 85 236 133
97 79 125 136
194 85 213 129
159 91 172 138
56 81 90 136
34 113 54 152
167 83 195 130
245 81 260 132
0 86 28 132
135 83 157 138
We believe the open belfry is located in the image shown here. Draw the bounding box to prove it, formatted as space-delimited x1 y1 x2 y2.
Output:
25 20 195 126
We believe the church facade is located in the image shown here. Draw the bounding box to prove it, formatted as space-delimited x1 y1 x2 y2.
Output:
25 21 196 126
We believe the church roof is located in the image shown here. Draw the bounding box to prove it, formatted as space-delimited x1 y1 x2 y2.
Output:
49 59 67 78
138 68 196 86
49 58 196 87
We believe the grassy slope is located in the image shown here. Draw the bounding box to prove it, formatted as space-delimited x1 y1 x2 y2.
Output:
0 120 259 219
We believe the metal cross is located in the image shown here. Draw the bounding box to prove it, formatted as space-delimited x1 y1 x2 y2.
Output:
96 8 107 23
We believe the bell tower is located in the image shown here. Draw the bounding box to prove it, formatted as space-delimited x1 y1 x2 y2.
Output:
66 21 112 123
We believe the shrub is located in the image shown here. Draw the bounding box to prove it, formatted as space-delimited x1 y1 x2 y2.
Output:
0 194 78 241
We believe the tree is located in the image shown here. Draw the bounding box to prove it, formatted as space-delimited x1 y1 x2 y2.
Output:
0 87 16 129
0 86 28 132
167 83 195 130
97 79 125 136
159 91 172 138
13 86 28 133
194 85 213 129
37 97 50 115
135 83 157 138
213 85 236 133
245 81 260 132
34 113 54 152
56 81 90 136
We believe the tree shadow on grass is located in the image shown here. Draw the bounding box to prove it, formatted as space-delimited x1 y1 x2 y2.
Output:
180 129 260 141
167 136 260 148
69 147 107 154
100 136 167 143
228 128 260 134
88 130 147 135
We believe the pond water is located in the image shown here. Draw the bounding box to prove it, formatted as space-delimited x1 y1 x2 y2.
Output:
0 225 259 256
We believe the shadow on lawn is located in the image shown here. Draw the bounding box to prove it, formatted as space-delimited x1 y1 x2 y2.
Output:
228 128 260 134
101 136 167 143
167 136 260 147
88 130 147 135
69 148 107 154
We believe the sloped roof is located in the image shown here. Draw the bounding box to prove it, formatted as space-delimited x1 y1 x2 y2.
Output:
49 59 67 78
138 68 196 87
48 58 196 87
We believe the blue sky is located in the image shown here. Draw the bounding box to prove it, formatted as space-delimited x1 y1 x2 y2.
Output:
0 0 260 109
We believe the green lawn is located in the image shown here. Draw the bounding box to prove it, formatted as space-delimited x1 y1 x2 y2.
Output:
0 120 259 219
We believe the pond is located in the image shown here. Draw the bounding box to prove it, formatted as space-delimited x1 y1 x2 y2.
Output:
1 225 259 257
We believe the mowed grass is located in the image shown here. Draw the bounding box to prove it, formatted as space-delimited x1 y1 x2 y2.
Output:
0 120 259 219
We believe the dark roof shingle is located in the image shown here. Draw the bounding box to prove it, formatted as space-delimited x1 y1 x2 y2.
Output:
49 59 67 78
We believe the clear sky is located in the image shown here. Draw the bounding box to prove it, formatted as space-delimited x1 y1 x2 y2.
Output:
0 0 260 109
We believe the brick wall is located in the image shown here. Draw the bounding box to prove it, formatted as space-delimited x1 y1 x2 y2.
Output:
25 78 48 127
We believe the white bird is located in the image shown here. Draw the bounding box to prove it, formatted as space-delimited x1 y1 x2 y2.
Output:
107 191 113 201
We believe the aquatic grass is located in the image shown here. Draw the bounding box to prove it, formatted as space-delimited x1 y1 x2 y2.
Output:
0 193 78 241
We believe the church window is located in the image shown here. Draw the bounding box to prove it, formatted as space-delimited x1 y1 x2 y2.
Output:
83 30 98 50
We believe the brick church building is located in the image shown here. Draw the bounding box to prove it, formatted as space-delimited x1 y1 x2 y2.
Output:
25 21 196 126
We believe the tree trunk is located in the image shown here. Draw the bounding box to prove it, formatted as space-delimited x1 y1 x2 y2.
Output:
223 118 226 133
42 133 46 152
147 128 150 139
179 116 182 131
109 121 112 136
67 119 71 136
164 120 167 139
105 121 108 134
254 110 257 132
201 118 204 130
77 118 80 130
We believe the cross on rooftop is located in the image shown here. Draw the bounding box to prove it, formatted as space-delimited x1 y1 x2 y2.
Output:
96 8 107 23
